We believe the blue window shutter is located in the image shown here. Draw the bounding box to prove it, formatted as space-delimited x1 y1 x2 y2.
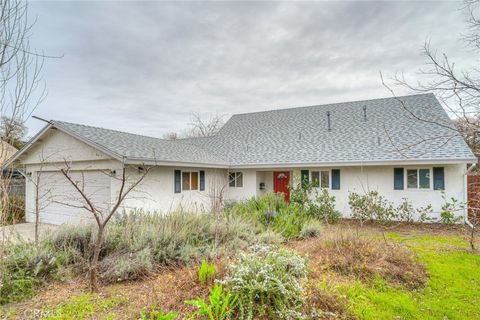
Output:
394 168 404 190
301 170 309 188
199 170 205 191
331 169 340 190
174 170 181 193
433 167 445 190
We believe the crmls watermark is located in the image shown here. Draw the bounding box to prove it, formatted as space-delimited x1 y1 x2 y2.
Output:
1 308 57 320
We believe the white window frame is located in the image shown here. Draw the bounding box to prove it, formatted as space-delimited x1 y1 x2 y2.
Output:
311 170 330 189
228 172 243 188
406 168 432 190
181 170 200 191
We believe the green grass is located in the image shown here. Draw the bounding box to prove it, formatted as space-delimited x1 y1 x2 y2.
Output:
42 293 128 320
339 233 480 319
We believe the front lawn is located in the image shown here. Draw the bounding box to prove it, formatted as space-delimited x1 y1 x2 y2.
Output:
1 222 479 319
1 189 479 319
293 224 480 320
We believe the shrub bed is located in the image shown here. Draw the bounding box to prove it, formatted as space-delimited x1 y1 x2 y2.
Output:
227 188 339 239
1 211 281 304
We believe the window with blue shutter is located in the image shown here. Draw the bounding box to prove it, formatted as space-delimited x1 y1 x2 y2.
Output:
433 167 445 190
394 168 404 190
174 170 181 193
199 170 205 191
331 169 340 190
301 170 309 188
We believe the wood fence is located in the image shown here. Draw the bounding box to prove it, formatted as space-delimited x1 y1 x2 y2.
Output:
468 175 480 224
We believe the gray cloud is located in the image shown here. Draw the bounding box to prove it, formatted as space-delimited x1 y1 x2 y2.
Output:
27 0 474 137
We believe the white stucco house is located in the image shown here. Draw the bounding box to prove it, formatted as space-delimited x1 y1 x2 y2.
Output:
6 93 477 225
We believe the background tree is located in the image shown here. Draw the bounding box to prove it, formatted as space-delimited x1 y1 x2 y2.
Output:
0 116 27 149
0 0 47 231
163 112 225 139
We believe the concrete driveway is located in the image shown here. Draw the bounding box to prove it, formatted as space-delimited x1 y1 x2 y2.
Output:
0 222 58 243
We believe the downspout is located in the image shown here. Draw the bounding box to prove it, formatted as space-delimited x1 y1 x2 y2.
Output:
464 163 477 228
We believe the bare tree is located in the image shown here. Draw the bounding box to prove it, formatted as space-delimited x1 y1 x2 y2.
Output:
59 161 150 292
206 170 230 214
163 113 225 140
382 0 480 249
22 147 58 243
0 0 48 232
162 131 179 140
188 112 224 138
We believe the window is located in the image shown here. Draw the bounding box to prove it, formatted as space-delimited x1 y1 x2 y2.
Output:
311 171 320 187
229 172 243 188
321 171 329 188
181 171 199 191
419 169 430 189
191 172 198 190
407 168 430 189
182 172 191 190
311 171 329 188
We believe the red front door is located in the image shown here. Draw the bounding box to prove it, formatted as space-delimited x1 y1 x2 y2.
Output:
273 171 290 202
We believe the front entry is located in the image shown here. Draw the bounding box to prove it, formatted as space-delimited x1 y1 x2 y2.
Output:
273 171 290 202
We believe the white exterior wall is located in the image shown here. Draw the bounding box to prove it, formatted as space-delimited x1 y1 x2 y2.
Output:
119 167 227 213
224 169 257 201
225 164 467 221
21 128 230 221
20 128 468 223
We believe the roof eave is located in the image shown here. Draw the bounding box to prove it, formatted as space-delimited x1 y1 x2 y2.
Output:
124 157 230 169
229 158 478 169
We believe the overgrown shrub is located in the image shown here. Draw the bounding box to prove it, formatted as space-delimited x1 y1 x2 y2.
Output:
300 220 322 239
348 191 464 224
1 211 276 304
348 191 396 224
0 240 72 304
4 196 25 224
302 234 427 289
227 193 310 239
222 245 307 319
440 194 464 224
307 189 341 224
75 212 273 281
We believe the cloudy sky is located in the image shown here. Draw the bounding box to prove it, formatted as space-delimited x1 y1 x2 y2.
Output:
26 0 474 138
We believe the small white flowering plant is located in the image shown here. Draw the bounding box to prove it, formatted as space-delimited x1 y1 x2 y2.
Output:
221 245 307 319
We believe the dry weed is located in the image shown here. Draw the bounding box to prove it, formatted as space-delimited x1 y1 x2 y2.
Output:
293 232 427 289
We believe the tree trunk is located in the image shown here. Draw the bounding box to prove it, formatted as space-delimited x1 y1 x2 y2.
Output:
90 224 104 292
35 175 39 243
470 225 476 251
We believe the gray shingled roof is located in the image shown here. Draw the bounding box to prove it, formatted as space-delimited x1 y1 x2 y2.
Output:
51 120 228 166
50 93 476 167
179 93 476 165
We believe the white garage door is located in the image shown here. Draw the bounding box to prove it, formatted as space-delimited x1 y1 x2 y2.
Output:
38 170 111 225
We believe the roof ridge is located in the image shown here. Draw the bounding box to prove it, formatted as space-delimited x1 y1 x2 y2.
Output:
231 93 434 117
52 120 166 142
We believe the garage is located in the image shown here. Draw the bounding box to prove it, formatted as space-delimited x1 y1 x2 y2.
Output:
37 170 111 225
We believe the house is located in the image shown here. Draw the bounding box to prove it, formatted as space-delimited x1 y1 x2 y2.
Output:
0 140 25 198
6 93 477 225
